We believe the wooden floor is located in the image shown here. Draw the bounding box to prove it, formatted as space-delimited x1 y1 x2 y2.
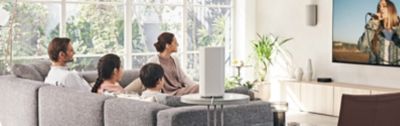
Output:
286 111 338 126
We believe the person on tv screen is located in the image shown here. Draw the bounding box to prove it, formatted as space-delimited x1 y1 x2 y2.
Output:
358 0 400 65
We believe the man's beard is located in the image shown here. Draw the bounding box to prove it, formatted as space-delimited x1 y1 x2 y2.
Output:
65 58 74 63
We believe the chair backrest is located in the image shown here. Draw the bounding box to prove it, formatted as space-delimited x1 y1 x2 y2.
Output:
338 93 400 126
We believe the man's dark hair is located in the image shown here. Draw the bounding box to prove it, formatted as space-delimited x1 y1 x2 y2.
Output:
48 37 71 62
140 63 164 88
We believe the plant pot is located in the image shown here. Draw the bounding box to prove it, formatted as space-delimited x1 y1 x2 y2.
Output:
253 81 271 101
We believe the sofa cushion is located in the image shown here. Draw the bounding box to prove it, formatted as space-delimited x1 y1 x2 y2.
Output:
81 69 140 87
120 69 140 87
30 60 52 78
164 96 191 107
124 78 145 94
11 60 51 81
11 63 43 81
0 76 46 126
80 71 98 84
38 86 110 126
104 98 170 126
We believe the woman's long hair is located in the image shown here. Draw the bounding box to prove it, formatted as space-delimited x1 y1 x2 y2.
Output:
91 54 121 93
384 0 399 29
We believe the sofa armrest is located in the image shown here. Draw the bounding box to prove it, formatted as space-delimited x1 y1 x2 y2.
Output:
0 76 46 126
157 101 273 126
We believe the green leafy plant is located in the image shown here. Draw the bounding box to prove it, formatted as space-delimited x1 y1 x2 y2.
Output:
224 75 256 90
224 60 256 89
253 33 292 82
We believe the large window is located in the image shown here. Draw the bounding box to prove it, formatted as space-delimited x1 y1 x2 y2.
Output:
0 0 233 81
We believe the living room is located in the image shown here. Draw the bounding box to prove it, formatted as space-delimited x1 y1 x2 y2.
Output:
1 0 400 126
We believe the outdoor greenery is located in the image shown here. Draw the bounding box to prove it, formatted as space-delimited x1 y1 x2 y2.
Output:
0 0 232 78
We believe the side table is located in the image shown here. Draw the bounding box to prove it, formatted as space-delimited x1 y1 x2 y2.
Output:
181 93 250 126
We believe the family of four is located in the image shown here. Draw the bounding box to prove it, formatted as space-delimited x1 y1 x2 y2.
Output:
44 32 200 103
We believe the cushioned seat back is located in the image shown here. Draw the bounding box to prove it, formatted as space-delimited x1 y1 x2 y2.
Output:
104 98 170 126
338 94 378 126
81 69 140 87
338 93 400 126
374 93 400 126
0 76 46 126
38 86 110 126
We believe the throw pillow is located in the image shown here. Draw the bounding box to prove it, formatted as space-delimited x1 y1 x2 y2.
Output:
30 60 51 78
119 69 140 87
11 64 43 81
124 78 145 94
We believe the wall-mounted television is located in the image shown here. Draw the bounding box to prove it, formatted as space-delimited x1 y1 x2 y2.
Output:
333 0 400 66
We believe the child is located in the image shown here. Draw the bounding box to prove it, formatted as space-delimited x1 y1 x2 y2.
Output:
140 63 167 104
91 54 124 95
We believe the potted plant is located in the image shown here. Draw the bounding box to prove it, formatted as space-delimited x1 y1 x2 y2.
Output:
251 34 292 101
253 33 292 82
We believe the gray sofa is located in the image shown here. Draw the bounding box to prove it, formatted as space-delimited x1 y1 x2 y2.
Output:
0 61 273 126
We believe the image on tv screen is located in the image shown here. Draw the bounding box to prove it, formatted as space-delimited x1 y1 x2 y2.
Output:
333 0 400 66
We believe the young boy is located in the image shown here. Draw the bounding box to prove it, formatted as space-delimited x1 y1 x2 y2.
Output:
140 63 167 104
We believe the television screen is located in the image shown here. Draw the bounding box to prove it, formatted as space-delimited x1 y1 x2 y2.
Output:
333 0 400 66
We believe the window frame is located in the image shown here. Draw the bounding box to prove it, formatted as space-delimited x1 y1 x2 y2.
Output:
1 0 234 76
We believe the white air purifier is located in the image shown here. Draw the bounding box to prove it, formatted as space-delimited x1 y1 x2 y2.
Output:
199 47 225 98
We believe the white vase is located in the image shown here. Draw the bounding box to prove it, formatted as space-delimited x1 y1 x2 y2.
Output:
295 67 303 81
305 59 313 81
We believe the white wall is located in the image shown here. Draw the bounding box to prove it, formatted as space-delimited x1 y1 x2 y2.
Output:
255 0 400 88
233 0 257 81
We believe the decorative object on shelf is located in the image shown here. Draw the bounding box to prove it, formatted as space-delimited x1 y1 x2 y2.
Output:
305 59 313 81
294 67 303 81
252 33 292 82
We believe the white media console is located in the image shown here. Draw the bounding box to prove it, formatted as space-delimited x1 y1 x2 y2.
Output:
283 81 400 116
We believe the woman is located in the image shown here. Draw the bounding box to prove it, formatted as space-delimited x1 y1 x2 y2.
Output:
358 0 400 65
147 32 198 96
91 53 124 94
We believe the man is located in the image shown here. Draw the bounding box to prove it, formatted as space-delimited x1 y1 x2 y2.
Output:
44 37 91 92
